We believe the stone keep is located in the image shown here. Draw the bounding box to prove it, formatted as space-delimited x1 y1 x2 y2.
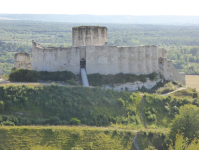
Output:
14 52 31 69
72 26 108 46
31 26 185 85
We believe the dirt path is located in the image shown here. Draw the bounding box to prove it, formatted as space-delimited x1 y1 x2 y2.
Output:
162 87 186 96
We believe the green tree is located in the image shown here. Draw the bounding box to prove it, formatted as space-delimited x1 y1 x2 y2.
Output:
190 46 199 56
169 104 199 141
170 134 199 150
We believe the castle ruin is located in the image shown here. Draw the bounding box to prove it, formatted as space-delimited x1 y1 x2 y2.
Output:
15 26 185 88
14 52 31 70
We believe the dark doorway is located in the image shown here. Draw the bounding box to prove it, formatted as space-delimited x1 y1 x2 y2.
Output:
80 58 86 68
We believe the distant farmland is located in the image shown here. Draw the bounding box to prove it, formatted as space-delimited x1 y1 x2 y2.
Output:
186 75 199 91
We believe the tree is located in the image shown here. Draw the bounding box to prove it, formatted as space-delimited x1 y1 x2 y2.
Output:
190 46 199 56
169 104 199 141
170 134 199 150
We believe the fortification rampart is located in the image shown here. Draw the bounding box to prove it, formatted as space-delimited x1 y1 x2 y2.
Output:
30 25 185 86
32 40 80 74
86 45 160 75
32 41 164 76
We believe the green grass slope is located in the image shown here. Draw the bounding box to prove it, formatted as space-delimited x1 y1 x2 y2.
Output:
0 126 136 150
0 84 143 128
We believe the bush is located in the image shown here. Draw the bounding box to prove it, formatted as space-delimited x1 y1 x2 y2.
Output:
48 116 60 125
9 69 75 82
9 69 40 82
0 116 3 123
117 98 125 106
148 72 157 81
67 79 77 85
70 118 81 125
1 120 15 126
0 101 4 111
156 82 177 94
39 71 74 81
193 92 198 98
88 72 157 86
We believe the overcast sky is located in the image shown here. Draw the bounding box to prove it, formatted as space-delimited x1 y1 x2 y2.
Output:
1 0 198 16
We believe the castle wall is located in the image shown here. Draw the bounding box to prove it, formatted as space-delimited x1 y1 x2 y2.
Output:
14 52 31 69
86 45 159 75
31 40 185 85
32 41 80 74
158 57 186 85
72 26 108 47
158 48 167 58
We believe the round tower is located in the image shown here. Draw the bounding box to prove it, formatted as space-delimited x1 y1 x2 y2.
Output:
72 26 108 46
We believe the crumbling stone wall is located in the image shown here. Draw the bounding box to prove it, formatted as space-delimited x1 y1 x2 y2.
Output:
158 57 185 85
32 40 80 74
32 40 185 85
31 25 185 86
14 52 31 69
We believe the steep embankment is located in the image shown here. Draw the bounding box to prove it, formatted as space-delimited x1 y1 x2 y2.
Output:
0 84 143 127
0 126 136 150
0 84 198 150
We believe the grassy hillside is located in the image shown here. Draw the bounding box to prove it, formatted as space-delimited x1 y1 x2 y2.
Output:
143 88 199 128
0 85 199 149
0 84 143 128
0 126 136 150
0 84 198 128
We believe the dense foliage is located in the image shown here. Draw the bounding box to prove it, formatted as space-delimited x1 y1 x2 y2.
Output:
0 85 143 127
169 105 199 141
170 134 199 150
168 46 199 74
9 69 75 82
87 72 157 86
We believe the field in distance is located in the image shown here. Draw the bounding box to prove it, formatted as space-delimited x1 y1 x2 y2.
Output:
186 75 199 91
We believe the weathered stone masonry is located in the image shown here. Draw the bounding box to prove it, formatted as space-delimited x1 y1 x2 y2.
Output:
30 26 186 86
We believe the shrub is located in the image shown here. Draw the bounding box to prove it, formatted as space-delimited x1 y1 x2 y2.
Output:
48 116 60 125
148 72 157 81
9 69 40 82
70 118 81 125
193 92 198 98
104 130 111 134
9 69 75 82
67 79 77 85
0 101 4 111
0 116 3 123
156 82 177 94
39 71 74 81
1 120 15 126
144 145 158 150
117 98 125 106
164 105 170 112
